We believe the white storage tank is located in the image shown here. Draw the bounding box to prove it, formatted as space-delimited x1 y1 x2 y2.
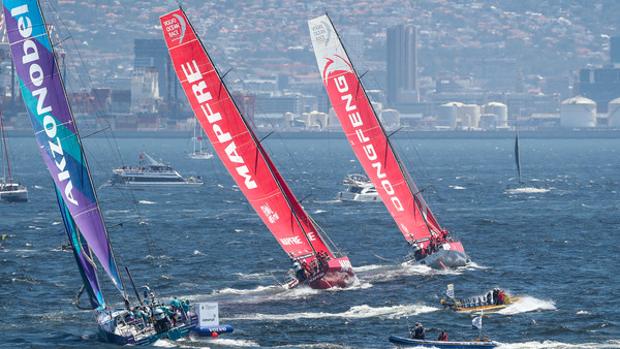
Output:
437 102 461 128
459 104 481 128
306 111 328 129
484 102 508 127
380 109 401 129
608 97 620 128
560 96 596 128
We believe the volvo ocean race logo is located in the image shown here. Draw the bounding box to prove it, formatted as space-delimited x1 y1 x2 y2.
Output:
10 4 78 206
260 203 279 224
311 20 331 46
163 12 187 43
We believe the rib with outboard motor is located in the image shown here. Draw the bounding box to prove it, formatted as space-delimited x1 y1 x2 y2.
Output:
309 15 468 269
160 7 355 289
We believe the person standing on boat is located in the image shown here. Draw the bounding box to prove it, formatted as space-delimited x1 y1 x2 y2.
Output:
497 289 506 305
410 322 425 339
486 290 494 305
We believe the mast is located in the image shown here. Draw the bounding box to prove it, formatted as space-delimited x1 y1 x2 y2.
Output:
4 0 127 298
161 8 342 262
321 14 439 242
0 112 11 182
184 11 323 256
39 3 128 299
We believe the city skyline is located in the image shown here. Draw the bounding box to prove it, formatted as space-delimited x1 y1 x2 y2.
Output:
1 1 620 131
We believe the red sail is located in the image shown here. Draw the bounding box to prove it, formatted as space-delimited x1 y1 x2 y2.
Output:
309 16 445 248
160 9 346 270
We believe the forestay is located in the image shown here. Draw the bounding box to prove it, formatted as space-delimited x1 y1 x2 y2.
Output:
160 8 335 264
3 0 124 290
309 15 445 247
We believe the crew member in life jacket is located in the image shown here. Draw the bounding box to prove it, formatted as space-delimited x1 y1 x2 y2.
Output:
293 260 307 282
410 322 425 339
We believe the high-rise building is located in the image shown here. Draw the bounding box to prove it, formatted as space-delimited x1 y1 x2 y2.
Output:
134 39 180 114
611 36 620 66
575 37 620 113
386 24 418 106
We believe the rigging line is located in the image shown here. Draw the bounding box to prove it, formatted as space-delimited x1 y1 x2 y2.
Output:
40 2 128 300
47 2 161 263
325 14 438 236
185 10 323 260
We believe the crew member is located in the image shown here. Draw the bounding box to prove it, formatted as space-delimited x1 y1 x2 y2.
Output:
293 261 306 282
497 289 506 305
411 322 425 339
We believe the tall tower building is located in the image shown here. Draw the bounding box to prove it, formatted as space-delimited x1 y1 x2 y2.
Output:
134 39 180 115
386 24 418 105
611 36 620 66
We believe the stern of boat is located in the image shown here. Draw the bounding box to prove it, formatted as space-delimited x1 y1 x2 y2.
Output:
308 256 356 289
419 241 470 269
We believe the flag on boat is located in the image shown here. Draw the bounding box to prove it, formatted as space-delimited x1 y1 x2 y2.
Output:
446 284 455 299
472 315 483 330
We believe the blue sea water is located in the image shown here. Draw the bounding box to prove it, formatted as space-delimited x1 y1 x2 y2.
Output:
1 132 619 348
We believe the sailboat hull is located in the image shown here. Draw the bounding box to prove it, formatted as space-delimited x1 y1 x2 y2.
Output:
308 256 356 289
409 241 469 269
0 187 28 202
97 310 198 345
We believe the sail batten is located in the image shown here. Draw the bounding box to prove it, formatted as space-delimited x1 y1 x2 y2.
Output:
309 15 450 248
160 8 336 264
4 0 124 293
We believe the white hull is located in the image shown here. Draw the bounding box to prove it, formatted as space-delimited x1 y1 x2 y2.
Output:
338 191 379 202
111 180 203 187
0 187 28 202
188 152 213 160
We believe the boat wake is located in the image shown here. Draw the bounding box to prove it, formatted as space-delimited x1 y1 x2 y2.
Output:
232 303 438 321
505 187 551 195
354 261 484 283
313 199 341 204
497 296 556 315
138 200 157 205
495 340 620 349
188 337 260 347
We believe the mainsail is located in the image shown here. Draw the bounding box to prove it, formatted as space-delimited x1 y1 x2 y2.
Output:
514 131 522 183
309 15 452 249
160 8 342 266
4 0 124 291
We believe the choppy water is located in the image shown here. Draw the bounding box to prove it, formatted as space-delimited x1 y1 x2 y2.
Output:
1 133 619 348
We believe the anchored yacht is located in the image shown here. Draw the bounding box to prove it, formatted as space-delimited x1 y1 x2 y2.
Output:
338 174 379 202
0 112 28 202
111 153 203 187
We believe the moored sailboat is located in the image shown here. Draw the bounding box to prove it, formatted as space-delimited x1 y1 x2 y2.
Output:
309 15 469 269
189 118 214 159
0 111 28 202
3 0 208 344
160 7 355 289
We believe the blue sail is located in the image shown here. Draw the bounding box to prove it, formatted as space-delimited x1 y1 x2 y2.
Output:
55 188 105 309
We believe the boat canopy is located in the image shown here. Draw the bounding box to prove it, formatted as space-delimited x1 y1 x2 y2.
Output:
4 0 124 293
